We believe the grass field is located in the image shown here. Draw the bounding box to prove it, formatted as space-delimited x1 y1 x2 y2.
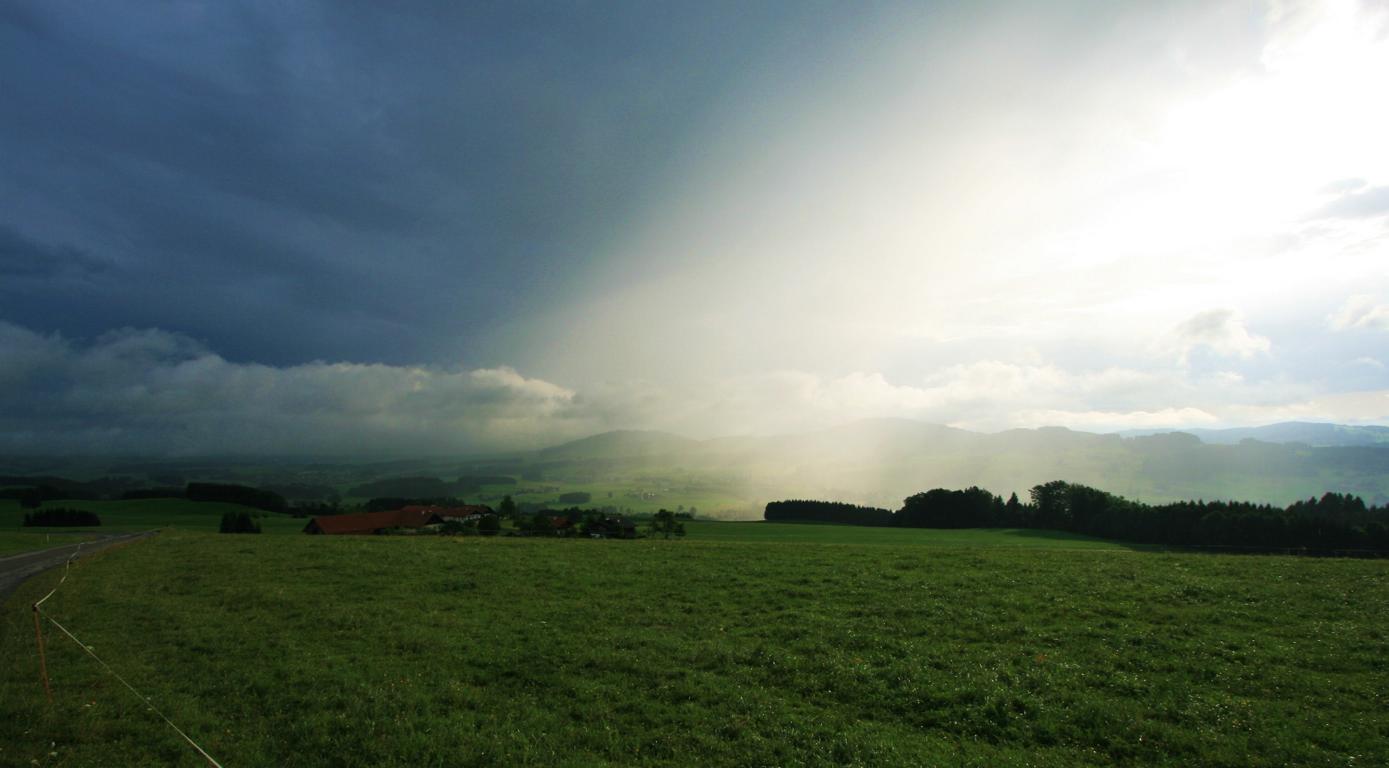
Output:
683 522 1134 548
1 498 307 536
0 531 98 557
3 531 1386 767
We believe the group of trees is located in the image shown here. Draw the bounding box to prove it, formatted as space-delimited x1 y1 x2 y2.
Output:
516 507 604 535
764 500 895 526
649 509 685 539
513 507 687 539
1018 482 1389 550
219 511 261 534
22 508 101 527
767 481 1389 552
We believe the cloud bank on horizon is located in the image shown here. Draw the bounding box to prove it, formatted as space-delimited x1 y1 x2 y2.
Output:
2 0 1388 454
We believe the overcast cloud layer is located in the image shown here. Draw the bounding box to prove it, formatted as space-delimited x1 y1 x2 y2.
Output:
3 0 1389 455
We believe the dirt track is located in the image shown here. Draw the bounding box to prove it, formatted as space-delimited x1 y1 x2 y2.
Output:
0 532 156 605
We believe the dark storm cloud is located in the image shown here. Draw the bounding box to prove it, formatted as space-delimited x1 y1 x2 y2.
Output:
0 321 623 455
0 225 111 280
0 1 855 366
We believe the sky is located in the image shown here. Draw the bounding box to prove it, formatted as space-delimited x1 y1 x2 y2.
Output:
2 0 1388 455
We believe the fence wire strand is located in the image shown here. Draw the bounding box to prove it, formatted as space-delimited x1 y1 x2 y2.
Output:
31 535 225 768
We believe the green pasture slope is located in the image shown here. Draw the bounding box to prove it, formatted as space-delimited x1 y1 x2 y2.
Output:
4 531 1387 767
1 498 306 538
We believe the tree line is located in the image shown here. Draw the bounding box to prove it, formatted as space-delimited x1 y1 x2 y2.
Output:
764 500 895 526
23 508 101 527
219 511 262 534
766 482 1389 552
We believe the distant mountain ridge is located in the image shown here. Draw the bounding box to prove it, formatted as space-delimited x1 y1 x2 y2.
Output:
536 429 698 459
535 419 1389 508
544 419 1389 457
1119 421 1389 448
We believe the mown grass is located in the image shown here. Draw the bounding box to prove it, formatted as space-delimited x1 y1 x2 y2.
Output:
3 532 1387 767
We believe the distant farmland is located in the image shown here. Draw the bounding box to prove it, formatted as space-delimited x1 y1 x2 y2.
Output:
0 498 307 536
3 530 1386 766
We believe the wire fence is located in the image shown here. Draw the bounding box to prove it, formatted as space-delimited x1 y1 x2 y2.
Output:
30 536 225 768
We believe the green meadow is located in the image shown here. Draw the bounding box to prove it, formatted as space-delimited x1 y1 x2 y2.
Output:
3 531 1387 767
682 522 1133 548
1 498 308 538
0 531 98 558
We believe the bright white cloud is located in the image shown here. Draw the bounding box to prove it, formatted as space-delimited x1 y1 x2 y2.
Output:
10 2 1389 451
1014 407 1221 432
4 319 1387 454
499 0 1389 411
1331 295 1389 331
1165 310 1272 364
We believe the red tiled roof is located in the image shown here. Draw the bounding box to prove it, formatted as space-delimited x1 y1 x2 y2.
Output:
305 508 441 535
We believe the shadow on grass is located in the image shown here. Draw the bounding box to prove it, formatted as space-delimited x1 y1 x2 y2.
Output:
1004 527 1158 552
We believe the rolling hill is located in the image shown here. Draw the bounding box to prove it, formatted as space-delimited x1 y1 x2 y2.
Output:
533 420 1389 508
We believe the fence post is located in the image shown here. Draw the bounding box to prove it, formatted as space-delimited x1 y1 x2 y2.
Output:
33 605 53 704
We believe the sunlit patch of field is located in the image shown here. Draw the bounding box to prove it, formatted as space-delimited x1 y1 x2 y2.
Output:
2 532 1386 766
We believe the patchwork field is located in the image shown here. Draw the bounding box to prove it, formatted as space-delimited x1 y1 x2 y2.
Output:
3 531 1387 767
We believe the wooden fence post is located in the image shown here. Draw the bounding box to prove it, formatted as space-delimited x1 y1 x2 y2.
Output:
33 606 53 704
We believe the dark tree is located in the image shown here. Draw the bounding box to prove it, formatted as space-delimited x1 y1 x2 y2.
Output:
528 513 555 535
649 509 686 539
23 508 101 527
897 487 1000 528
219 511 261 534
478 515 501 536
764 500 894 526
498 494 517 519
